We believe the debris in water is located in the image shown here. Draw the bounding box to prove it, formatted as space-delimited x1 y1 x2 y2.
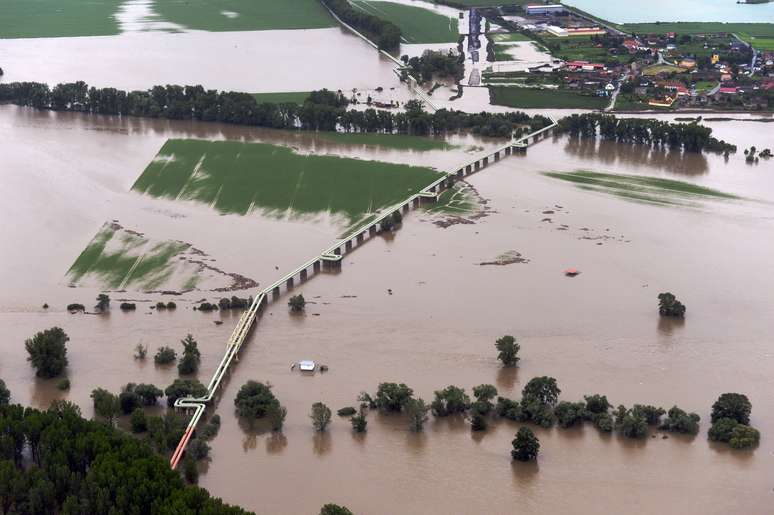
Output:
564 268 580 277
480 251 530 266
214 320 223 325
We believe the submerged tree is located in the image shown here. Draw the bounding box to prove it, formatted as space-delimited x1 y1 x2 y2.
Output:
154 346 177 365
351 406 368 433
178 334 201 375
405 398 430 432
288 294 306 313
25 327 69 378
374 382 414 412
495 335 521 367
658 292 686 318
431 385 471 417
511 427 540 462
320 504 354 515
91 388 120 426
711 393 752 425
0 379 9 406
310 402 332 432
165 379 206 407
95 293 110 313
234 380 281 422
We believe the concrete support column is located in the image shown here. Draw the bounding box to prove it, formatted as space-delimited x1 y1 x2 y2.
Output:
300 269 308 281
466 165 472 174
369 225 377 235
457 169 463 178
402 203 409 213
357 233 364 243
334 247 341 256
272 286 280 298
345 240 352 252
313 261 321 272
494 152 500 161
505 146 511 155
286 277 294 289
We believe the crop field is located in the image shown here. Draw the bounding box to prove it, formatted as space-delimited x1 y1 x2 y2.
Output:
489 86 608 109
0 0 122 38
544 170 740 206
67 223 201 291
316 132 455 151
153 0 334 32
350 1 458 43
424 183 477 215
642 64 687 76
132 139 443 226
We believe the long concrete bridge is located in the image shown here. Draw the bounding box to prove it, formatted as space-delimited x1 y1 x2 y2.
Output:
170 119 557 469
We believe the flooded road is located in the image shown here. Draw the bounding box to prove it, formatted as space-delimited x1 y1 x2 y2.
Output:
1 104 773 514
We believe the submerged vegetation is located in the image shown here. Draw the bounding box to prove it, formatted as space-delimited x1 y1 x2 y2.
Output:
321 0 402 51
133 139 442 225
557 114 737 154
351 0 458 44
67 222 200 291
25 327 69 378
543 170 740 206
0 82 551 138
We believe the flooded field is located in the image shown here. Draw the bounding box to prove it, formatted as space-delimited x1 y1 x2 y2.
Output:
0 28 402 92
1 99 772 514
563 0 774 24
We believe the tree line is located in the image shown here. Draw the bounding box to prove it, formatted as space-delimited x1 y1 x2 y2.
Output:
0 81 552 139
401 50 465 85
320 0 401 51
557 113 738 154
0 401 250 514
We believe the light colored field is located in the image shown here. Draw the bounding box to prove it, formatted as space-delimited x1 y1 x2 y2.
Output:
350 0 459 43
642 64 687 76
492 32 532 42
132 139 443 226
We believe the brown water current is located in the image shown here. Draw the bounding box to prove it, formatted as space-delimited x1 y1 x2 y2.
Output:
1 105 773 514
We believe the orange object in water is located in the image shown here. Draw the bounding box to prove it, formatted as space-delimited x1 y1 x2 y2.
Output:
564 268 580 277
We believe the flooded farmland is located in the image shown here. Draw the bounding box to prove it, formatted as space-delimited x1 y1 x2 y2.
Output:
1 98 773 514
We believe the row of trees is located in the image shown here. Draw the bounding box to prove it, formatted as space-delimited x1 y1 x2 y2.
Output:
321 0 401 51
0 81 552 138
557 113 738 154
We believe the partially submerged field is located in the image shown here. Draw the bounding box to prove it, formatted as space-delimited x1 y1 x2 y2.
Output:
350 0 459 43
544 170 740 206
0 0 123 38
153 0 334 32
132 139 443 225
0 0 334 38
68 222 213 291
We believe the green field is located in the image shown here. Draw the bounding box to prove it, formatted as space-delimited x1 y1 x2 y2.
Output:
620 22 774 50
153 0 334 32
350 0 458 43
316 132 455 151
544 170 739 206
67 223 199 290
132 139 443 225
252 92 311 105
543 34 628 64
490 87 608 109
0 0 123 38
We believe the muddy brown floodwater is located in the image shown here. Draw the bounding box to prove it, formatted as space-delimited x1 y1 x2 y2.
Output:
1 105 773 515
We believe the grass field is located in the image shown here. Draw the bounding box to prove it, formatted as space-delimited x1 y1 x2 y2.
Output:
642 64 686 76
544 170 739 206
252 92 311 105
490 86 608 109
316 132 455 151
620 22 774 50
350 0 458 43
153 0 334 32
542 35 628 64
0 0 122 38
132 139 443 225
67 223 198 290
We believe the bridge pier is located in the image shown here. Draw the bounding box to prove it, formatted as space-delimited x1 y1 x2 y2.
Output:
300 269 308 281
505 146 512 156
402 203 409 213
334 247 341 256
272 286 280 298
465 165 472 174
369 225 377 235
286 277 294 289
457 169 463 178
483 157 489 167
313 261 321 273
474 161 480 171
413 197 420 207
357 233 364 243
494 151 500 162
